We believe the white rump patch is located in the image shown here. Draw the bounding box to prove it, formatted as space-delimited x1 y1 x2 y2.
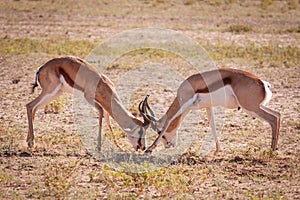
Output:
261 80 272 106
34 66 42 86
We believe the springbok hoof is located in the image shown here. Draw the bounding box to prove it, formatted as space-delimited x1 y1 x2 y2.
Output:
27 140 34 148
145 149 152 154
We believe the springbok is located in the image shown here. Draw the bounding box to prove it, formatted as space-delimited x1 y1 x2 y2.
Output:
26 56 151 151
140 68 280 153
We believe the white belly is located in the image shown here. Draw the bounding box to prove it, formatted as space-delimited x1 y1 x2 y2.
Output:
196 85 239 109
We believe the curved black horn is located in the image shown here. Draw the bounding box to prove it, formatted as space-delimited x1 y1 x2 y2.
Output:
143 95 160 132
144 95 157 122
142 95 148 115
139 98 151 126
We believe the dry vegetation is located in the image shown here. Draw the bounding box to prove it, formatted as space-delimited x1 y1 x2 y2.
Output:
0 0 299 199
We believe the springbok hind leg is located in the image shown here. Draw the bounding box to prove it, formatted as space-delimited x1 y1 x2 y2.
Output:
252 106 280 150
26 86 63 148
260 105 280 150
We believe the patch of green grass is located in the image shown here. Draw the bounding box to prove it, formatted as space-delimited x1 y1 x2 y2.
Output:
26 160 78 199
287 0 299 10
203 42 300 66
0 0 135 17
0 0 58 13
183 0 196 6
204 0 236 6
37 131 70 147
227 24 253 33
288 119 300 130
88 164 199 198
0 171 13 185
285 26 300 33
0 37 97 57
0 122 17 156
261 0 273 9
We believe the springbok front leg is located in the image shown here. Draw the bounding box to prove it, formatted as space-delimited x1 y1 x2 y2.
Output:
83 95 104 152
103 112 123 150
97 107 104 152
86 96 121 152
206 107 221 154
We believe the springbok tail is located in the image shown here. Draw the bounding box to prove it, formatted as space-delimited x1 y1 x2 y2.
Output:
31 68 40 94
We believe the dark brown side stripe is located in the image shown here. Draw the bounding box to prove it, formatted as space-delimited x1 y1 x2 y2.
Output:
59 68 85 92
195 77 231 94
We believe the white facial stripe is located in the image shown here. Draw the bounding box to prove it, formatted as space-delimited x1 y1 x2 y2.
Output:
93 99 103 108
170 95 198 122
160 95 198 138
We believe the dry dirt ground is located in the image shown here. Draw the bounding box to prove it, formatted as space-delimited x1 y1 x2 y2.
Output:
0 0 300 199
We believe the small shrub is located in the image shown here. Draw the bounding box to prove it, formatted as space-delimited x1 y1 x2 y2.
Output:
183 0 196 5
44 96 66 114
207 0 223 6
228 24 252 33
226 0 237 3
261 0 273 9
285 26 300 33
287 0 299 10
0 37 96 57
